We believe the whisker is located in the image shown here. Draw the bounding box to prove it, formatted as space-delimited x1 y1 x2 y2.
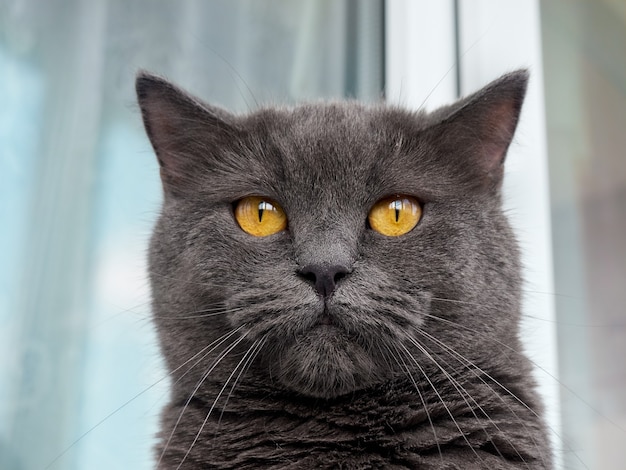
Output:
176 334 254 470
181 31 260 110
414 327 545 466
45 326 245 470
430 292 623 328
421 313 592 469
167 327 246 392
407 334 531 467
425 311 626 434
397 342 485 464
154 306 246 320
389 344 443 463
148 270 215 288
157 331 248 469
213 335 268 445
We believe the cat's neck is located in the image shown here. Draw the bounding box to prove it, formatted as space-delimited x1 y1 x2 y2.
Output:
158 372 548 469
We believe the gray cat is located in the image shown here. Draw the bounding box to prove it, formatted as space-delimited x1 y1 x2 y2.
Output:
136 70 552 469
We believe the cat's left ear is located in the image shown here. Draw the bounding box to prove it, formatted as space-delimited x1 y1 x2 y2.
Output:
427 70 529 190
136 71 238 198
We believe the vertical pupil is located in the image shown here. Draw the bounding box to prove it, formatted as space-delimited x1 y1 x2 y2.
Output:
394 200 401 222
258 202 265 222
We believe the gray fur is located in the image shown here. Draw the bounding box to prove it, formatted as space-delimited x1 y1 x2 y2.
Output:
137 70 552 469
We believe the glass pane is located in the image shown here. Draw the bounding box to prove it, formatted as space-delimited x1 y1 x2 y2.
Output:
541 1 626 469
0 1 384 469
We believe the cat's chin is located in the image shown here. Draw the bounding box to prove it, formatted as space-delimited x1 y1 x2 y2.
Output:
274 327 383 399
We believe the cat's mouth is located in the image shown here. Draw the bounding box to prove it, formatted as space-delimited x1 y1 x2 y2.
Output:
315 306 336 326
310 304 354 334
266 301 391 398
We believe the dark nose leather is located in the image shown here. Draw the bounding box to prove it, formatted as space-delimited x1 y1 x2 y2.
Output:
298 264 349 298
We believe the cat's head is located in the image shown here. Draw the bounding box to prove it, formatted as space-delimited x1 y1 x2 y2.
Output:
137 71 528 399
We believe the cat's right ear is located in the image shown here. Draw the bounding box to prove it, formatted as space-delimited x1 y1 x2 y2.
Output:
424 70 528 192
136 71 237 198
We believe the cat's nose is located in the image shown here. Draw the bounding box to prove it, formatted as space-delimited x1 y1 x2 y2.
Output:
298 264 350 298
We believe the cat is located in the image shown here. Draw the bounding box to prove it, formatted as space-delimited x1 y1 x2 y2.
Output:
136 69 552 469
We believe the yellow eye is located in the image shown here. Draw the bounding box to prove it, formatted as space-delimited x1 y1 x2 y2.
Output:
368 195 422 237
235 196 287 237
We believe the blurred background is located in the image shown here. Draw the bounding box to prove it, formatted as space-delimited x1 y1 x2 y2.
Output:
0 0 624 469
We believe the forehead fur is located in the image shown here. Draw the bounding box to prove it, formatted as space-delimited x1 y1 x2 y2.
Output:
223 103 457 211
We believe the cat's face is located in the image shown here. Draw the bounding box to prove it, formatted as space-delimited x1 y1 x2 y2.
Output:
138 72 527 400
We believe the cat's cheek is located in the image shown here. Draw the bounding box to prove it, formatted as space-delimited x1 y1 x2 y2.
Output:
334 268 433 328
224 280 321 335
